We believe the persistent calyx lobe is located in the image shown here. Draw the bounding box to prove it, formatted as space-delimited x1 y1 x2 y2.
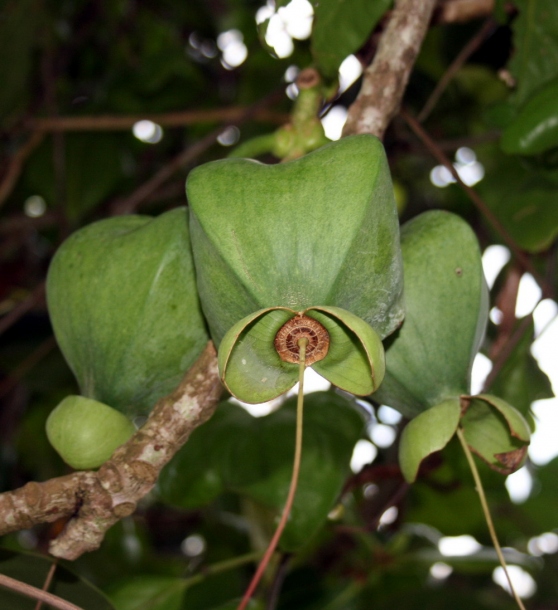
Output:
186 135 401 402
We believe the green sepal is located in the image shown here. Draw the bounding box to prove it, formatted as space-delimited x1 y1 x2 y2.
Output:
46 395 136 470
218 306 384 403
461 394 531 474
219 308 300 404
309 306 384 396
47 208 209 415
187 134 404 346
373 211 488 418
399 398 461 483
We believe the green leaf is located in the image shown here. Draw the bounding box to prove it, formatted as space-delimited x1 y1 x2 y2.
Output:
157 408 228 509
477 146 558 252
0 548 114 610
501 77 558 155
107 576 186 610
47 208 209 415
399 398 461 483
495 176 558 252
374 211 488 417
187 134 404 346
522 456 558 531
489 320 553 415
508 0 558 108
461 394 530 474
234 392 365 551
159 392 364 551
310 0 392 77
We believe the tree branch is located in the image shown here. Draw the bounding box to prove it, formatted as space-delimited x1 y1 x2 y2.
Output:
343 0 438 139
26 108 288 132
0 343 221 560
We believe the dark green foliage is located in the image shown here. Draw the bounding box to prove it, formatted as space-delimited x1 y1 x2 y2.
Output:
1 0 557 609
159 392 364 551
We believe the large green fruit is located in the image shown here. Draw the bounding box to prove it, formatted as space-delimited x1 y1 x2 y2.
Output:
186 135 403 402
374 210 488 418
47 208 209 415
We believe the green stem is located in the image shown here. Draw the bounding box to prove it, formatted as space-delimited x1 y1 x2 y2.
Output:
227 134 276 158
322 580 363 610
237 338 308 610
456 428 526 610
181 551 264 589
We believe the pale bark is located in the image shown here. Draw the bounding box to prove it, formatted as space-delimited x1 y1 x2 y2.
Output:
343 0 438 139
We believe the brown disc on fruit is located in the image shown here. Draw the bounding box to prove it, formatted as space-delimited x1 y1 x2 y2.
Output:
274 315 330 365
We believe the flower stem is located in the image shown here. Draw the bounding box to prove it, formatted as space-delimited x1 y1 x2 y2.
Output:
237 337 308 610
456 427 526 610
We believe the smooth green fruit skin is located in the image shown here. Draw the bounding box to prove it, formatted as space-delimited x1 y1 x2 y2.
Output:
501 78 558 155
47 208 208 415
187 134 404 347
374 211 488 418
46 396 136 470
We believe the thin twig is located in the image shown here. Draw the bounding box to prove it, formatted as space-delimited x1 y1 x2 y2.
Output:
418 18 495 122
0 132 45 209
181 551 264 589
400 109 550 295
0 573 83 610
110 90 285 215
265 554 291 610
335 481 409 535
489 265 522 361
0 282 46 338
27 108 288 132
34 561 57 610
110 129 221 215
456 428 527 610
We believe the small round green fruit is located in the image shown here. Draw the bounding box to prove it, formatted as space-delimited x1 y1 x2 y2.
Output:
46 395 136 470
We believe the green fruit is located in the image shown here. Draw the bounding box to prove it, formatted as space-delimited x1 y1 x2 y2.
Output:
187 135 403 403
47 208 208 415
374 210 488 418
46 396 136 470
501 77 558 155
